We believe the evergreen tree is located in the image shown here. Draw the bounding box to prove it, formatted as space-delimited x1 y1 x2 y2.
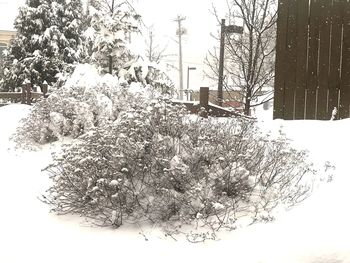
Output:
0 0 85 91
53 0 85 64
86 0 140 75
83 1 174 94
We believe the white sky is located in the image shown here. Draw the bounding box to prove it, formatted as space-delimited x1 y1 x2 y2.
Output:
0 0 230 92
135 0 229 91
0 0 24 29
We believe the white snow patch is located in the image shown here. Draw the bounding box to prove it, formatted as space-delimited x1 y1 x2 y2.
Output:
1 104 350 263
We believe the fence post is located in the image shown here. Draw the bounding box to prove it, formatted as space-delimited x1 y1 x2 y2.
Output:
22 79 31 104
21 84 26 104
199 87 209 117
25 83 31 105
42 82 48 98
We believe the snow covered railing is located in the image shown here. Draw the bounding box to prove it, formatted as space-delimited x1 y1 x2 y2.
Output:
0 83 48 106
172 87 254 119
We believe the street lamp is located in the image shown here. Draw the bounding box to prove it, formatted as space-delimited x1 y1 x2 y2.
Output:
186 66 196 101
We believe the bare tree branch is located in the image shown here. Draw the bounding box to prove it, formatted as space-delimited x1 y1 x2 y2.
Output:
205 0 277 115
144 26 169 63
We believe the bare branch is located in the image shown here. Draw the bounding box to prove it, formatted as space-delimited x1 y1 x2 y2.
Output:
204 0 277 115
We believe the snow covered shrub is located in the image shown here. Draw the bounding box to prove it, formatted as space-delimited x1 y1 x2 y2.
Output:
118 57 175 95
15 64 155 145
45 100 188 226
44 97 319 230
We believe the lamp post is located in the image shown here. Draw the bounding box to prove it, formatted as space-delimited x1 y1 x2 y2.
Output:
186 66 196 101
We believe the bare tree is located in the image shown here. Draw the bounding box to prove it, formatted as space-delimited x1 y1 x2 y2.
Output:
145 26 168 63
89 0 138 16
205 0 277 115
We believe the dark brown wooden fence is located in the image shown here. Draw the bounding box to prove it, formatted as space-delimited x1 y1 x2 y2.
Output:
274 0 350 120
0 83 48 106
172 87 251 118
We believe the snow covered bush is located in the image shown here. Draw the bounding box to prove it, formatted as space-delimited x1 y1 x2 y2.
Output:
13 64 323 232
44 96 319 231
119 57 175 95
15 64 156 144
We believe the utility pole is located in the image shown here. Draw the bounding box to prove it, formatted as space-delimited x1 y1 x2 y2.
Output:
174 15 186 100
148 30 153 61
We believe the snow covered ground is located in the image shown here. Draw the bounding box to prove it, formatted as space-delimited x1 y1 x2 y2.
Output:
1 104 350 263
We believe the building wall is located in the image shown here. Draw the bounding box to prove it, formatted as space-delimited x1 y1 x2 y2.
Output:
0 30 16 56
0 30 16 46
191 90 243 109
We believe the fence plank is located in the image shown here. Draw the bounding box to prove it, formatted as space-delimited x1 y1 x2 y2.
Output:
283 0 298 120
305 0 320 119
328 0 343 117
294 0 309 119
305 89 317 119
317 0 332 119
340 1 350 119
0 92 23 99
273 0 289 119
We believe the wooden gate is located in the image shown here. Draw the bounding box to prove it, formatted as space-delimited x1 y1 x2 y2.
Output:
274 0 350 120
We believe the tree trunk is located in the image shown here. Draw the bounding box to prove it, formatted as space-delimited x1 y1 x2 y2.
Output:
244 88 252 116
244 100 251 116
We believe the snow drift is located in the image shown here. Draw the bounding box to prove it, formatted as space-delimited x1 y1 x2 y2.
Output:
1 104 350 263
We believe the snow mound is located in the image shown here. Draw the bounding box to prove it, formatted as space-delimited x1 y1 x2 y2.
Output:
0 104 31 146
1 104 350 263
64 63 119 89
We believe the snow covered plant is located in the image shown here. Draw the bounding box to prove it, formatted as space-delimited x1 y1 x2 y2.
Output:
119 57 175 96
44 98 319 231
15 64 157 145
